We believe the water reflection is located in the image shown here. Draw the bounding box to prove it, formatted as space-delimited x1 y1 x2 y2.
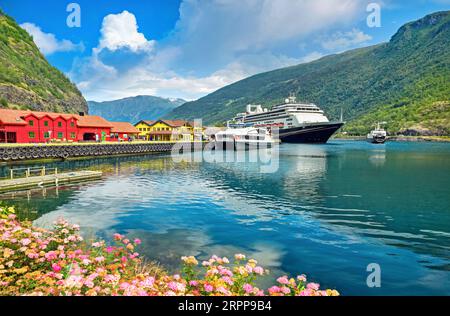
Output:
1 141 449 295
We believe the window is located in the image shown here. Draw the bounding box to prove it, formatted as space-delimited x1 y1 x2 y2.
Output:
28 120 34 126
44 121 49 127
58 122 62 127
70 132 76 139
29 132 35 138
57 132 63 139
44 132 50 139
70 122 75 127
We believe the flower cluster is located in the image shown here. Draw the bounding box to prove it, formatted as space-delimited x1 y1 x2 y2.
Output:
0 207 339 296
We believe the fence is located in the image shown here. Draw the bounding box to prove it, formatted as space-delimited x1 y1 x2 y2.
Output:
1 166 58 181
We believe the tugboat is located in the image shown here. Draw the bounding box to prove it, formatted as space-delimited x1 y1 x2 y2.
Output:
367 122 387 144
229 94 344 144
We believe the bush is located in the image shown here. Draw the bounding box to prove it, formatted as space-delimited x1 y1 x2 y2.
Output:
0 207 339 296
0 98 7 107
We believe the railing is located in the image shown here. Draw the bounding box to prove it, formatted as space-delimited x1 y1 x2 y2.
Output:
3 166 58 180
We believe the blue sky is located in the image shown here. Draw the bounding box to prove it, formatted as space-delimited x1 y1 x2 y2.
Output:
1 0 449 101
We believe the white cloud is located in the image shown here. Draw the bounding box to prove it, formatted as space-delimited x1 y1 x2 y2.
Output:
71 1 374 101
95 10 155 54
299 52 324 63
169 0 369 69
20 23 84 55
321 28 372 51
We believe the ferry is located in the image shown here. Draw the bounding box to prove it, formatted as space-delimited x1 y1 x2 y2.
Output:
213 126 276 151
367 122 387 144
230 95 344 144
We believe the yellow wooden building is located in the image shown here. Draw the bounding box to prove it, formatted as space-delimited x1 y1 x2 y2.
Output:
134 120 203 142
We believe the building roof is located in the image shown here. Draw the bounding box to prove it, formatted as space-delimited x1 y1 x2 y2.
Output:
162 120 191 127
110 122 139 134
135 120 156 126
0 108 112 128
135 119 192 128
76 115 112 128
0 109 28 125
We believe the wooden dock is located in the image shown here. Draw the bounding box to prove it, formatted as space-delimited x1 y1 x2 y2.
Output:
0 170 102 193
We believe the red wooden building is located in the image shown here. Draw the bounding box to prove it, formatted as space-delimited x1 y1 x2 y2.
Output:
0 108 135 143
107 122 140 141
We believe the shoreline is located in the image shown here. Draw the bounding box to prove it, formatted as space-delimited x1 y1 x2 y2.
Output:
332 136 450 143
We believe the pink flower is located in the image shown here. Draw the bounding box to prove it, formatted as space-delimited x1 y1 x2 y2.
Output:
84 280 94 288
94 256 105 263
222 276 234 285
134 238 141 245
243 283 253 294
189 281 199 286
268 286 281 294
297 274 307 282
217 286 229 295
27 253 39 259
219 268 233 277
20 238 31 246
119 282 130 290
281 287 291 294
253 266 264 275
45 251 58 260
104 274 118 283
298 289 313 296
113 233 123 241
168 281 178 291
307 282 320 291
277 276 289 285
106 246 114 253
52 263 62 272
140 277 155 288
204 284 214 292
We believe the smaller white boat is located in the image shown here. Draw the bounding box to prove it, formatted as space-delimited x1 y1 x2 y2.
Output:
213 127 276 150
367 122 387 144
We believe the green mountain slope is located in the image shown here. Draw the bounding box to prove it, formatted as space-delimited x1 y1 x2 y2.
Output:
0 9 87 114
88 96 185 124
167 11 450 135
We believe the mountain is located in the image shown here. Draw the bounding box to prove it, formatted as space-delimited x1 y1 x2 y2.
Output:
167 11 450 135
0 9 87 114
88 96 186 124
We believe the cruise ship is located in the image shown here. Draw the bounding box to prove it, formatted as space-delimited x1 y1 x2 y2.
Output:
230 95 344 143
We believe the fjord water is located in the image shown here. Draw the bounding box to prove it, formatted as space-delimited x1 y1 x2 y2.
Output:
1 141 449 295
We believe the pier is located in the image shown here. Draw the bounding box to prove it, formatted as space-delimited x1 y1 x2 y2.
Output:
0 142 205 163
0 166 102 193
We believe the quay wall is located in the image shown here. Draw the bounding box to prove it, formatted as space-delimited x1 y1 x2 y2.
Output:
0 142 204 163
